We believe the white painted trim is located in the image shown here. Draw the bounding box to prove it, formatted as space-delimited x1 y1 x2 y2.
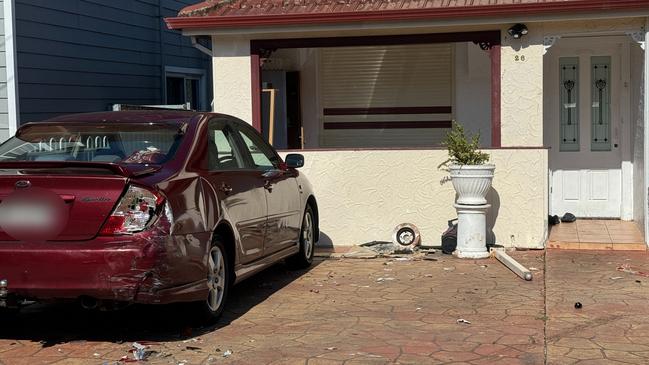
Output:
627 31 646 50
645 17 649 244
163 66 208 111
621 41 634 221
543 35 560 55
4 0 19 137
191 36 213 57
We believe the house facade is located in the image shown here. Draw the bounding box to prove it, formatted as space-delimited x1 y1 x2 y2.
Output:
167 0 649 249
0 0 213 140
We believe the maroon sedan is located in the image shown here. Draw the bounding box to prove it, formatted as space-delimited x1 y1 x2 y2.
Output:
0 111 318 321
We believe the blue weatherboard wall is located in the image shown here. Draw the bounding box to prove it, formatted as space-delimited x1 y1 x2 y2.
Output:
14 0 211 123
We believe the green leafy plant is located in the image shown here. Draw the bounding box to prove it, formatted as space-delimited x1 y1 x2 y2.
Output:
439 122 490 167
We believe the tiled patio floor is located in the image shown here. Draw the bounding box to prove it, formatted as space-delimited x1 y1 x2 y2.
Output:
548 220 646 251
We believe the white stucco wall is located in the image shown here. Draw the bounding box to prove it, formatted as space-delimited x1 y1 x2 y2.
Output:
212 36 253 123
500 23 545 148
280 149 548 249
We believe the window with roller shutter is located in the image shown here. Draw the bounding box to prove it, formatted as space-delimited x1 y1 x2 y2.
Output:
319 43 453 148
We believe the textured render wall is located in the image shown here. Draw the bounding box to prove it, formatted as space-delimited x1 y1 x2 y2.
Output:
212 36 252 123
280 149 548 249
499 24 544 148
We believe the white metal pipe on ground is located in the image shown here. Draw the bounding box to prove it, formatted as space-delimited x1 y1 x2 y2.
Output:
493 249 533 281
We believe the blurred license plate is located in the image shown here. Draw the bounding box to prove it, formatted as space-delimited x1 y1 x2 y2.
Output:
0 202 55 229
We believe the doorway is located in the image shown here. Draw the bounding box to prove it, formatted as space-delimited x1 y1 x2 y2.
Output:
261 70 303 150
545 37 630 219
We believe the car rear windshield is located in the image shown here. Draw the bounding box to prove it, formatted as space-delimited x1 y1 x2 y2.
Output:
0 123 185 164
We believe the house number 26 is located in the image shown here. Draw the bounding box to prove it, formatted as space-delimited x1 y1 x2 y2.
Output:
515 55 526 62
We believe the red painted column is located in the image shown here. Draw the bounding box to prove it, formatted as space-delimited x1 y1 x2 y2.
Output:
250 50 262 132
490 44 501 148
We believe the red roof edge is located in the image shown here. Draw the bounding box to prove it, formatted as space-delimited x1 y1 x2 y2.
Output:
166 0 649 30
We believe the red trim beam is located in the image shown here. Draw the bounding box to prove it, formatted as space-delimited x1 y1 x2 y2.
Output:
323 106 452 116
166 0 649 30
323 121 452 130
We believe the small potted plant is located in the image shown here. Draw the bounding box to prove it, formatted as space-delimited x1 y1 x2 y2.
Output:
440 122 494 205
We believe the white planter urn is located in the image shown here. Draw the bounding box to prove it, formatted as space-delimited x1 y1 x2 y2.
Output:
449 164 495 205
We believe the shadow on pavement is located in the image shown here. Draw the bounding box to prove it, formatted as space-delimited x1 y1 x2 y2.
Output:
0 259 323 346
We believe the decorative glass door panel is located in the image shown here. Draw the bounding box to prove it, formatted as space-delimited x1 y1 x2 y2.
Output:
591 56 611 151
559 57 579 151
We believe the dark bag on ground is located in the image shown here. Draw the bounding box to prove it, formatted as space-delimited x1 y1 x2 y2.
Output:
441 219 458 254
561 213 576 223
549 215 561 225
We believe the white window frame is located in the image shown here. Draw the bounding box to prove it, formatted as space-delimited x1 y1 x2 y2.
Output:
164 66 208 111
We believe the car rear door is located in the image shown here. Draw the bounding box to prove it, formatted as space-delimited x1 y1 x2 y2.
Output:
232 122 302 256
204 118 267 264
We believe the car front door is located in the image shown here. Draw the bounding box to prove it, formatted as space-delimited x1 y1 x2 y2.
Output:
233 123 302 256
205 119 267 264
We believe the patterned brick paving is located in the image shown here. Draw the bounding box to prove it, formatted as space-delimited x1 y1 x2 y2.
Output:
0 249 646 364
546 250 649 365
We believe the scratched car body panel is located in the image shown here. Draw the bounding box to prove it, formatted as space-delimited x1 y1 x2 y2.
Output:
0 111 318 317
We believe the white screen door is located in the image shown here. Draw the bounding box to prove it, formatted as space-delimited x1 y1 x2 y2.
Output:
547 41 623 218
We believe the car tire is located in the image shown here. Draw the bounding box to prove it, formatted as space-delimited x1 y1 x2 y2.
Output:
287 205 315 269
0 307 19 325
192 238 231 324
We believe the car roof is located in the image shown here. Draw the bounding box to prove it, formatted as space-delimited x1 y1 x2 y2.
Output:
39 110 209 125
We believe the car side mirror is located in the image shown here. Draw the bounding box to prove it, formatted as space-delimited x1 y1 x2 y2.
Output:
285 154 304 169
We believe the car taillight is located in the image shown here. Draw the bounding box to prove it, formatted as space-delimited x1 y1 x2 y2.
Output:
100 185 165 236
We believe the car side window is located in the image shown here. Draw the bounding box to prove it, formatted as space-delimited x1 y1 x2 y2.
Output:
235 125 280 170
207 120 245 171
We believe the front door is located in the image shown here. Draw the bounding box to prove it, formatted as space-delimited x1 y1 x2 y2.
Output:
546 39 626 218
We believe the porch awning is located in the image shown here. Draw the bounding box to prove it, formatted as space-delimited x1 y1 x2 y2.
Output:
166 0 649 30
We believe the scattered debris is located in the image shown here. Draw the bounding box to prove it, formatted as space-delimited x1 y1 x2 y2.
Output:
132 342 148 361
574 302 582 309
223 350 233 358
492 249 533 281
393 257 412 262
325 347 337 351
456 319 471 325
342 246 379 259
443 267 455 271
610 276 624 280
617 264 649 277
310 289 320 293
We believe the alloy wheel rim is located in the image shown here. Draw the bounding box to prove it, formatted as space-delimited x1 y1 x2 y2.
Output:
303 212 314 259
206 247 225 312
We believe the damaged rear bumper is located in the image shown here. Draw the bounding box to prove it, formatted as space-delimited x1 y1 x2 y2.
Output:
0 233 209 305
